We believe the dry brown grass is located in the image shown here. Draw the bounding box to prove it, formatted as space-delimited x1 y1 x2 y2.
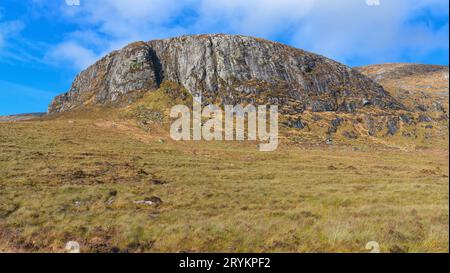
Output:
0 105 448 253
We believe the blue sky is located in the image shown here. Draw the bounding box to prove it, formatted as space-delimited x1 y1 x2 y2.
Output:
0 0 448 115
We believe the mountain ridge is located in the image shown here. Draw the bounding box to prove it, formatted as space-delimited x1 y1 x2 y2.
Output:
49 34 403 114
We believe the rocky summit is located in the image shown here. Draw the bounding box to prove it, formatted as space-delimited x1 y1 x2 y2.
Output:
49 34 403 114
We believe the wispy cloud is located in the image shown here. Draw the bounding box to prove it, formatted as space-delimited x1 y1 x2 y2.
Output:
0 13 46 65
0 20 25 49
16 0 450 70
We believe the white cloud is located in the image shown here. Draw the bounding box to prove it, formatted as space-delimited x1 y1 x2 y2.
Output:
62 0 191 39
48 0 448 69
46 41 98 69
288 0 449 64
46 0 194 69
194 0 316 37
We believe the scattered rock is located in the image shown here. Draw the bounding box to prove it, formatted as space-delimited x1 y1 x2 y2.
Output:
338 101 357 113
399 114 414 125
284 119 307 130
432 101 445 112
416 104 428 112
362 98 371 107
418 115 432 123
134 196 163 206
331 117 344 128
425 125 433 129
105 190 118 205
365 117 377 136
149 212 160 218
327 126 337 134
325 138 333 145
387 118 399 136
342 131 358 139
109 190 118 197
292 120 307 130
146 196 163 205
311 101 335 112
150 179 166 185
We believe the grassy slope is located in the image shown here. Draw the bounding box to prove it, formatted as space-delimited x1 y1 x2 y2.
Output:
0 82 448 253
0 122 448 253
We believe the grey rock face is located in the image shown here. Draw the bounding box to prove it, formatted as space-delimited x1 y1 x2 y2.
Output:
50 42 159 112
49 34 403 113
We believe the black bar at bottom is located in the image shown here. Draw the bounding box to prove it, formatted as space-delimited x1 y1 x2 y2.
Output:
0 253 448 272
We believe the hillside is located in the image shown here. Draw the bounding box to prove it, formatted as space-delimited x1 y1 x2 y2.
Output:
0 110 448 253
356 63 449 115
0 37 448 253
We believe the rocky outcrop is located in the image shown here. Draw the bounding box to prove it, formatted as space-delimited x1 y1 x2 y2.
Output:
49 34 403 113
49 42 159 112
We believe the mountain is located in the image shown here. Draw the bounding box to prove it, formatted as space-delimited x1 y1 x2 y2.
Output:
49 34 403 114
356 63 449 118
355 63 448 88
0 113 46 122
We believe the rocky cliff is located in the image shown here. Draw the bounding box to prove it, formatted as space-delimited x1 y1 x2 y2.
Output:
49 34 403 114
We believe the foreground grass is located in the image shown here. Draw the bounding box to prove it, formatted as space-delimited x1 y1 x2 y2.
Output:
0 115 448 253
